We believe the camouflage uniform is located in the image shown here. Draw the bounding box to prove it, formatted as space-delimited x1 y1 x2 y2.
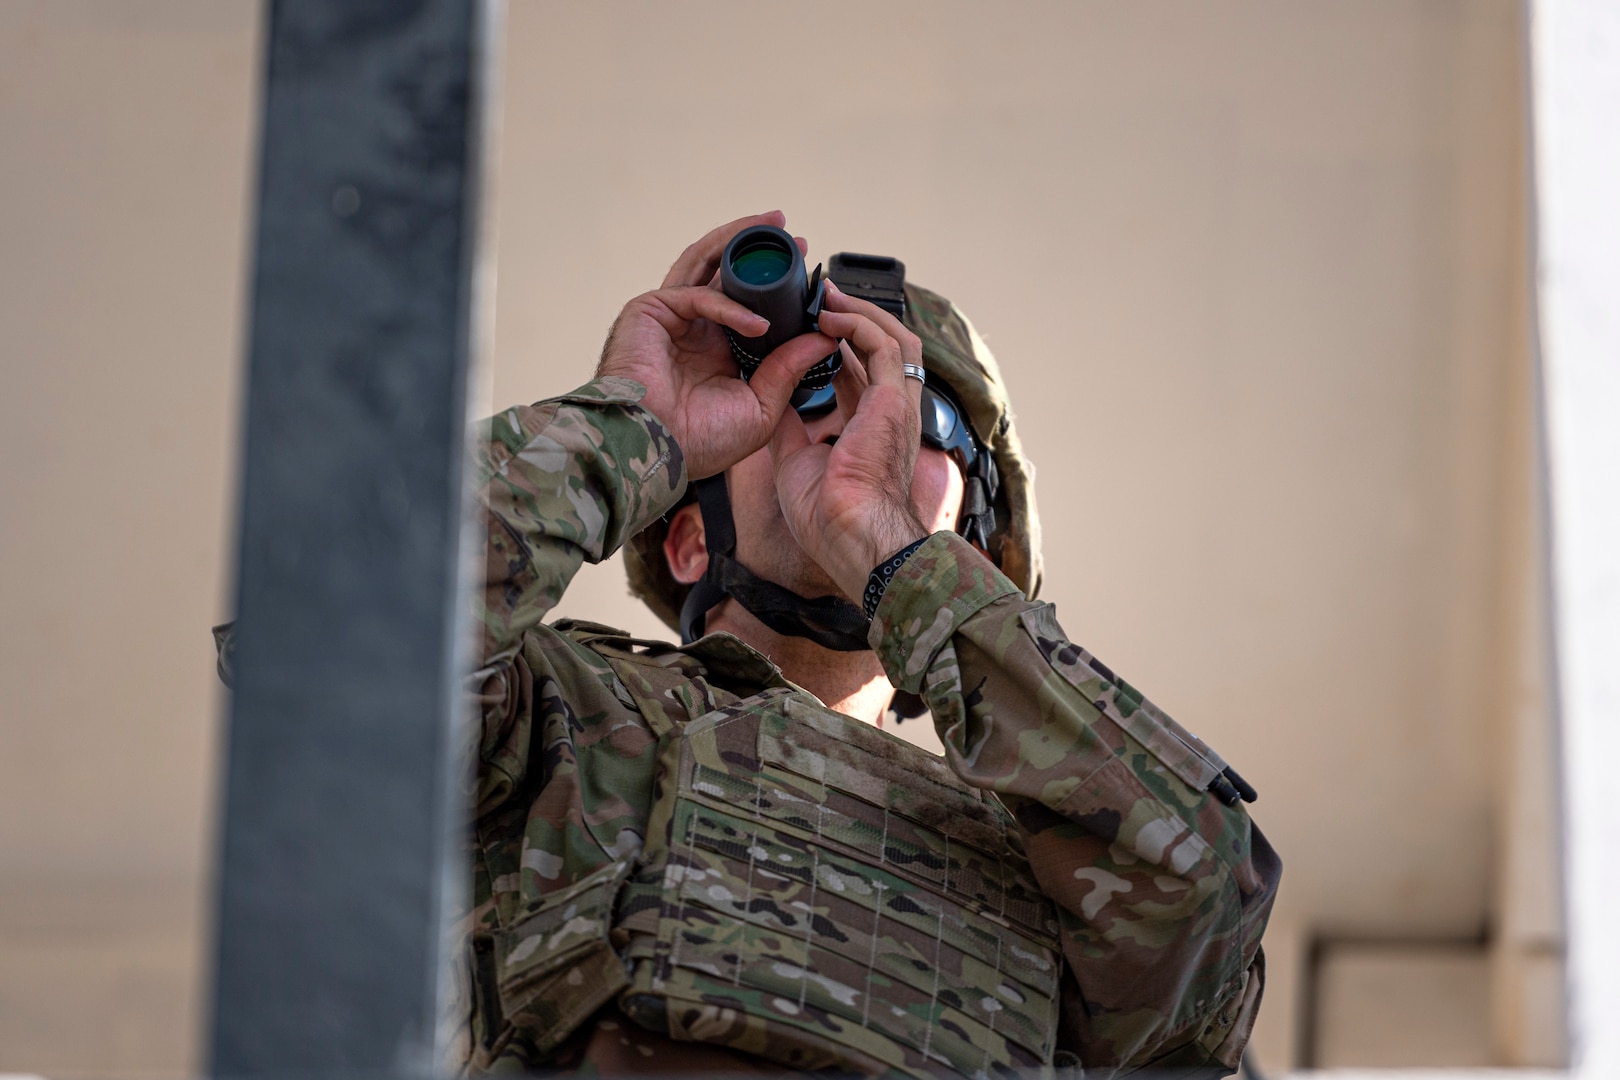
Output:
448 375 1280 1076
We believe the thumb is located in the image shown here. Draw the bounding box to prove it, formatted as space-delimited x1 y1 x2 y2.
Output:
746 331 838 420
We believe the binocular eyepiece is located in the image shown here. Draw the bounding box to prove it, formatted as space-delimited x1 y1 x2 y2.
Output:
720 225 841 408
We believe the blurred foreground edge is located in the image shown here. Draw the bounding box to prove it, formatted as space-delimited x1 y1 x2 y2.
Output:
207 2 492 1078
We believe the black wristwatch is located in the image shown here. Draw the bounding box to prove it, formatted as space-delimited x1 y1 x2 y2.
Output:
863 536 929 620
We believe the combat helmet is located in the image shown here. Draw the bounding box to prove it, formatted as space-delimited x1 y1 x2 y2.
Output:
624 279 1042 640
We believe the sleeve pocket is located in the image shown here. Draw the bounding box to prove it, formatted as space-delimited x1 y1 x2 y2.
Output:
1018 604 1232 795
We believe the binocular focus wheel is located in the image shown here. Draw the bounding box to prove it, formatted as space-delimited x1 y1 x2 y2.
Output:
727 335 842 391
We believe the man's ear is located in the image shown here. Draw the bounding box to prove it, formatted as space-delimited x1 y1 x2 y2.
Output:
662 502 708 585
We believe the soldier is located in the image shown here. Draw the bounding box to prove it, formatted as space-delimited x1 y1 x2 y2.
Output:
453 211 1280 1076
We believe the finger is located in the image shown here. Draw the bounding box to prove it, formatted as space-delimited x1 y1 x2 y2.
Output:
831 340 867 426
748 332 840 418
648 285 769 339
661 210 787 289
794 235 809 256
819 310 919 461
824 279 923 409
768 401 813 467
814 305 906 388
822 279 923 364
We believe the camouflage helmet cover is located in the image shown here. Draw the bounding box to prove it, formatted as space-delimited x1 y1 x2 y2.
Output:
624 281 1042 633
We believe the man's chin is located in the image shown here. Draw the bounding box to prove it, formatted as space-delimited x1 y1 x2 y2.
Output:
750 545 845 601
775 560 845 601
740 524 846 601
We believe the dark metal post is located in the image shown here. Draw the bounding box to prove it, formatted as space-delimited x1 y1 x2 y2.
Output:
210 2 491 1076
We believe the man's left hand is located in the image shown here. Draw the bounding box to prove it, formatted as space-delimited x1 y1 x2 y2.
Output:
769 281 932 603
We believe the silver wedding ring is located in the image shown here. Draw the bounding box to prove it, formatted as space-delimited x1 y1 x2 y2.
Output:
902 363 926 383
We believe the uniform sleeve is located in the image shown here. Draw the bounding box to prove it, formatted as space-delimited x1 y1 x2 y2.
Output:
469 376 685 816
869 531 1280 1076
209 376 682 705
472 376 686 668
451 379 682 1070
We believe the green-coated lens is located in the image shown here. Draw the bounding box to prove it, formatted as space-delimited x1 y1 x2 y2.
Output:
731 246 791 285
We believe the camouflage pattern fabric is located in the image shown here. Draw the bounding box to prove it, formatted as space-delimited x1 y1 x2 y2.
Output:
897 282 1042 599
442 379 1278 1075
617 690 1064 1078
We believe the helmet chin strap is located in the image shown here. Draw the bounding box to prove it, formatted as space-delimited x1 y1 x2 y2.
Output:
678 475 872 651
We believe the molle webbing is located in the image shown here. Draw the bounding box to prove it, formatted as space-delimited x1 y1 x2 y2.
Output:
618 689 1064 1078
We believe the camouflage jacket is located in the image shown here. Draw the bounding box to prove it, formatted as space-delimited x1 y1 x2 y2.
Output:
452 377 1280 1075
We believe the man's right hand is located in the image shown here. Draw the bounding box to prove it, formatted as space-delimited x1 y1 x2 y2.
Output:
595 212 836 481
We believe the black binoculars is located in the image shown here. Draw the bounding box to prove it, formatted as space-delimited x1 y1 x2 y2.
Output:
720 226 910 409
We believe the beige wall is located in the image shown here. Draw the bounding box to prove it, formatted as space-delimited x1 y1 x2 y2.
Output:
0 2 259 1073
0 1 1546 1075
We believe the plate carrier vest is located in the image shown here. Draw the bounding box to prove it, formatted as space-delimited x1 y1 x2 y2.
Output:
489 631 1066 1078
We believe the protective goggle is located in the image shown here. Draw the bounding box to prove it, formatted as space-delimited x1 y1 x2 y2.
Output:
793 376 980 470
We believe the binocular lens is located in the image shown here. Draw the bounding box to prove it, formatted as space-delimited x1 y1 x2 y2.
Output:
720 224 840 403
730 243 792 286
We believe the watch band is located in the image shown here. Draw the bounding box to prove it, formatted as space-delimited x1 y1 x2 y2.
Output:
863 536 929 621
